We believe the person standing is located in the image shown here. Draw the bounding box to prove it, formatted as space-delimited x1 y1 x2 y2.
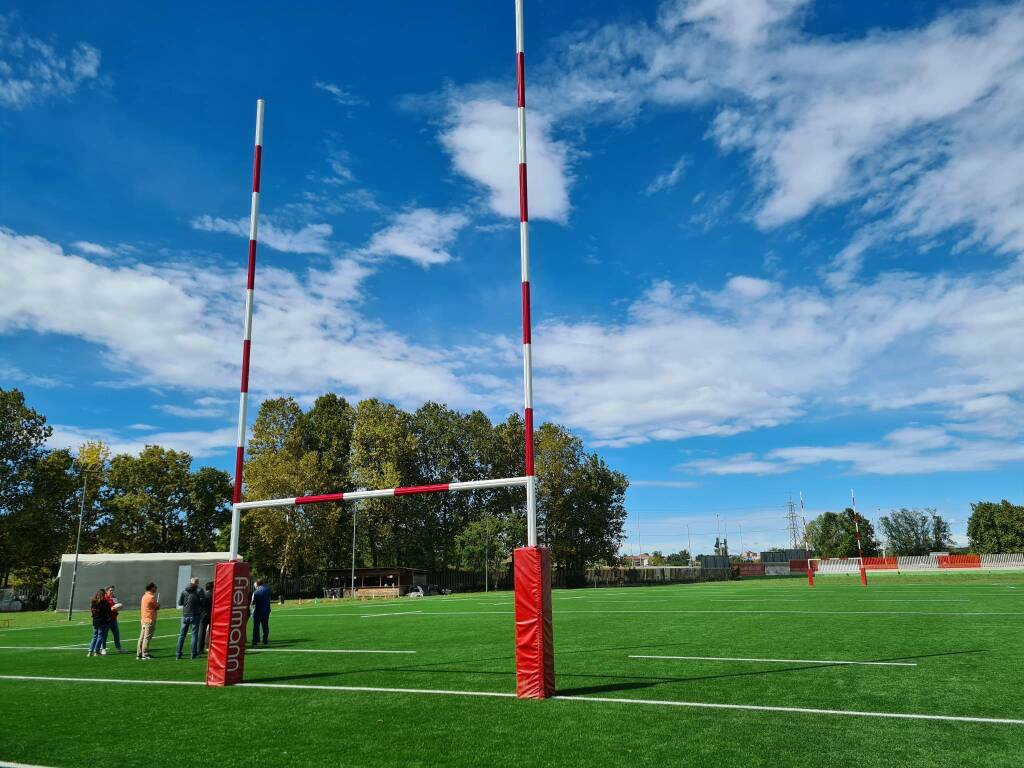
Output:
176 577 204 660
102 585 125 654
136 582 159 660
250 579 271 646
196 581 214 654
87 589 111 657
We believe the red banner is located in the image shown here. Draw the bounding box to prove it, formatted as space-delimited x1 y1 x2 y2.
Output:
514 546 555 699
205 560 251 687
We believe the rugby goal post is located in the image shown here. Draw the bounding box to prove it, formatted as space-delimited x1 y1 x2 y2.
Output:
206 0 555 699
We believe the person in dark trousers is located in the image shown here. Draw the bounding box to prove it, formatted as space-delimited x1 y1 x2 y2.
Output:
176 577 204 660
102 585 125 653
196 580 214 653
250 579 272 646
87 589 112 657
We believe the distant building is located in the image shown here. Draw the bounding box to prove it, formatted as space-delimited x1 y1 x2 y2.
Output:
741 550 760 562
623 553 653 567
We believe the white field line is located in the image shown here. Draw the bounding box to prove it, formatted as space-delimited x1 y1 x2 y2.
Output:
858 599 970 603
249 648 415 654
0 760 61 768
1 675 1021 726
629 654 917 667
0 624 87 634
360 611 423 619
555 609 1024 617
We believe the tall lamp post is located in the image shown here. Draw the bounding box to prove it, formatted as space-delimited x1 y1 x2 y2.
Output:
67 467 96 620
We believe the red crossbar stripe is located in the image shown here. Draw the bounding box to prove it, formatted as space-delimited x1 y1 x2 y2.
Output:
394 483 451 496
522 282 532 344
295 493 345 505
252 145 262 193
519 163 528 222
524 407 535 476
517 53 526 108
232 446 245 504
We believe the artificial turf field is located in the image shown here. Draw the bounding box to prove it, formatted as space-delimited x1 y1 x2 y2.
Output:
1 572 1023 767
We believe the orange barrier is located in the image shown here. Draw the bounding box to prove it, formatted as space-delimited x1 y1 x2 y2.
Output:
862 557 898 570
938 554 982 569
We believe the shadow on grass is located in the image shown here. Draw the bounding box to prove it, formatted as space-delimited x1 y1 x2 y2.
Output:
246 671 340 684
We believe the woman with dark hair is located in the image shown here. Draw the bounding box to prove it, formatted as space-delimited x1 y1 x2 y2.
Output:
87 589 112 657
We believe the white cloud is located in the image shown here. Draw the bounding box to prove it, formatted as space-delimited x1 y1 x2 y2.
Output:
524 259 1024 452
0 15 101 109
0 227 499 412
440 99 572 222
49 423 234 459
70 241 114 257
645 156 688 195
690 428 1024 477
483 1 1024 256
314 81 364 107
630 479 699 488
190 215 333 255
363 208 469 267
156 403 227 419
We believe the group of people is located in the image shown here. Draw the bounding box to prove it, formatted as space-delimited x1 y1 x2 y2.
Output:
87 576 274 660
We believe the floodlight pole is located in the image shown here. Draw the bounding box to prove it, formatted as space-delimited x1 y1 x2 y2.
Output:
851 488 868 586
67 470 90 620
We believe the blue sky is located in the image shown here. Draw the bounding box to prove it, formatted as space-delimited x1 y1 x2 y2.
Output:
4 0 1024 555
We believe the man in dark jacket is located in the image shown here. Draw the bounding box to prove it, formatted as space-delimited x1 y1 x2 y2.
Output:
176 578 204 660
196 581 214 653
251 579 272 646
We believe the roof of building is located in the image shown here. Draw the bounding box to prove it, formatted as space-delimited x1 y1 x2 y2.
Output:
59 552 231 563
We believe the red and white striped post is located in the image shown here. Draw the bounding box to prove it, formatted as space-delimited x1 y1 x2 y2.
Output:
229 98 264 561
852 488 868 587
512 0 554 700
208 100 262 688
803 492 814 586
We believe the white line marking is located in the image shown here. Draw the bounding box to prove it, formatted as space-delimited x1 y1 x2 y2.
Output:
553 694 1024 725
556 609 1024 617
249 648 415 654
0 760 62 768
0 624 86 634
858 599 970 603
629 655 917 667
1 675 1020 725
360 611 423 619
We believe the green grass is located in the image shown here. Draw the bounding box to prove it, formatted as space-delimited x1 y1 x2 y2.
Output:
2 572 1023 767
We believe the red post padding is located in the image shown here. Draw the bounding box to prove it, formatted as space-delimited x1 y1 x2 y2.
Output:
206 560 251 687
514 546 555 699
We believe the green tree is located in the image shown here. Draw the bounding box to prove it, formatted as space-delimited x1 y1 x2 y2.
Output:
664 549 691 565
536 424 628 585
879 508 953 555
805 509 880 558
185 467 233 550
102 446 193 552
967 501 1024 553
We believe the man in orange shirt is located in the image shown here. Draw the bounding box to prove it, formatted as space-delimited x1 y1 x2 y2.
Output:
136 582 160 660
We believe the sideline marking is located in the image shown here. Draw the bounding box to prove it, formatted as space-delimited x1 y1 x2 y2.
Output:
360 611 423 619
249 648 416 655
0 761 61 768
0 675 1021 725
0 624 86 634
629 654 917 667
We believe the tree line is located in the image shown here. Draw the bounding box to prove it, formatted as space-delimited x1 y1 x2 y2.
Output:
0 389 233 587
0 388 628 589
241 395 628 585
804 504 1024 557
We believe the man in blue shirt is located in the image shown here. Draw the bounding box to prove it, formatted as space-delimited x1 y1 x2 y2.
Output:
250 579 272 646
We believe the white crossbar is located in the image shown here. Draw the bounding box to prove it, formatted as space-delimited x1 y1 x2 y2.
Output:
234 476 531 511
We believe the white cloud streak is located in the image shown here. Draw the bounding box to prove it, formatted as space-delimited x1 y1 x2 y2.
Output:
0 14 101 109
190 215 333 255
362 208 470 267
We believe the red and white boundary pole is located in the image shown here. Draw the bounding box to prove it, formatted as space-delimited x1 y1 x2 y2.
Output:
852 488 868 587
229 98 264 562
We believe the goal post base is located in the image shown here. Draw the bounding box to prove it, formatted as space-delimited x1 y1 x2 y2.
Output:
206 560 251 687
514 546 555 699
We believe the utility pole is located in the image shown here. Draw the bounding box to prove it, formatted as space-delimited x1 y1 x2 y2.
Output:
786 495 801 550
686 524 692 565
800 491 808 549
67 467 96 620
